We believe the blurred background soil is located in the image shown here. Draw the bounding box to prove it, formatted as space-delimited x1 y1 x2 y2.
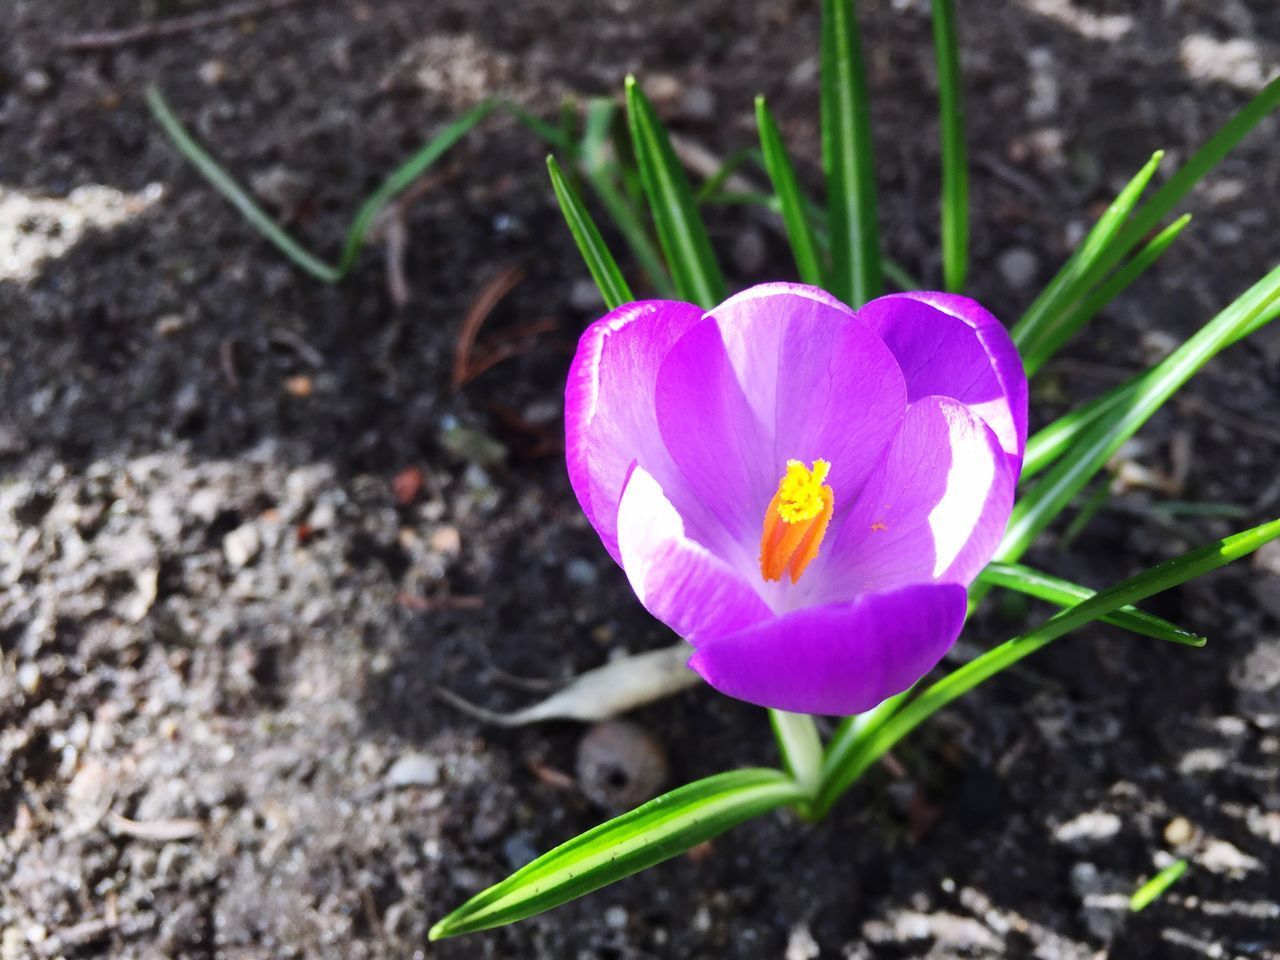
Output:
2 1 1279 957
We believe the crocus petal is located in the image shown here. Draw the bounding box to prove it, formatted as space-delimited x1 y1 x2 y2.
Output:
806 395 1015 605
565 299 706 563
858 292 1028 474
687 583 968 715
616 465 773 640
654 283 908 559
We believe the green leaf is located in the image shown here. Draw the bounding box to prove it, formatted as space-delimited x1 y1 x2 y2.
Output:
430 769 806 938
1014 151 1165 374
755 96 827 287
547 155 634 310
1022 287 1280 480
994 264 1280 572
768 710 824 800
821 0 882 306
1103 76 1280 283
1130 860 1188 912
625 76 726 307
1043 214 1193 363
814 516 1280 817
817 688 912 804
930 0 968 293
1015 75 1280 370
147 85 495 284
977 561 1204 646
694 147 756 203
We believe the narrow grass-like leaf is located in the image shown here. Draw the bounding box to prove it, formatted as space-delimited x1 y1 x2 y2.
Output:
1016 76 1280 367
756 96 826 286
1042 214 1193 362
814 516 1280 817
1130 860 1188 912
977 561 1203 646
995 264 1280 570
625 76 726 307
148 86 495 283
147 86 340 282
930 0 968 292
817 688 912 799
503 100 577 156
1014 151 1165 374
1103 76 1280 282
694 147 756 203
336 100 498 275
547 156 633 310
1023 288 1280 479
821 0 882 306
430 769 806 938
769 710 824 800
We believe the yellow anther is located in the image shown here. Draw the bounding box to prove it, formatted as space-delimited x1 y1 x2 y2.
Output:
760 459 835 584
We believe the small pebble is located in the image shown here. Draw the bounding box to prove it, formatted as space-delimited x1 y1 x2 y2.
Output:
1164 816 1194 846
604 905 628 930
222 523 261 569
386 752 441 788
997 247 1039 290
576 720 667 811
502 834 539 870
565 557 598 587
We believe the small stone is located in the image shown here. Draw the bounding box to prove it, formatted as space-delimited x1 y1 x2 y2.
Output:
222 523 261 569
577 720 667 811
283 374 313 397
1199 838 1262 877
198 60 227 85
429 526 462 557
997 247 1039 290
439 421 506 466
604 905 628 930
1164 816 1194 846
1053 810 1122 847
250 165 306 213
21 70 51 97
16 662 40 696
565 557 598 587
785 922 820 960
386 752 441 788
679 86 716 122
569 279 604 311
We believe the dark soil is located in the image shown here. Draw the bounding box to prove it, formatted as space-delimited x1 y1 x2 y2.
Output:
3 1 1279 957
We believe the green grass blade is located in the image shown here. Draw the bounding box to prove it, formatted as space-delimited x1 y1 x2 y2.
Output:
1104 76 1280 281
995 264 1280 568
821 0 882 306
814 516 1280 817
1041 214 1193 363
503 100 578 156
1024 278 1280 480
756 96 827 286
337 99 497 275
977 561 1204 646
580 97 616 174
1130 860 1188 912
817 688 912 800
547 155 634 310
429 768 806 938
769 710 824 799
1014 151 1165 374
694 147 755 203
931 0 968 293
146 85 340 283
625 76 726 307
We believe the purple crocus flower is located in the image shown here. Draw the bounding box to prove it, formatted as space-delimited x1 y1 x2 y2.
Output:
565 283 1027 715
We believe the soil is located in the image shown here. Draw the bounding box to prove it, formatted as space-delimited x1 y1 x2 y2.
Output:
3 1 1280 957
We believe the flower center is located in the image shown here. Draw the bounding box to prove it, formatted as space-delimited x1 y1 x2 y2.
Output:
759 459 834 584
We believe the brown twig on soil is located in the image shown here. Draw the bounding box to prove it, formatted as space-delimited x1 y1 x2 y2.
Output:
59 0 310 50
394 592 483 613
451 265 526 390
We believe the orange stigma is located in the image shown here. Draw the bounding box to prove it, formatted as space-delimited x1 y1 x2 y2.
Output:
759 459 834 584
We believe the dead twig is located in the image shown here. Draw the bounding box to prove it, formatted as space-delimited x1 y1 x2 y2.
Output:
395 592 483 613
60 0 309 50
452 265 526 389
